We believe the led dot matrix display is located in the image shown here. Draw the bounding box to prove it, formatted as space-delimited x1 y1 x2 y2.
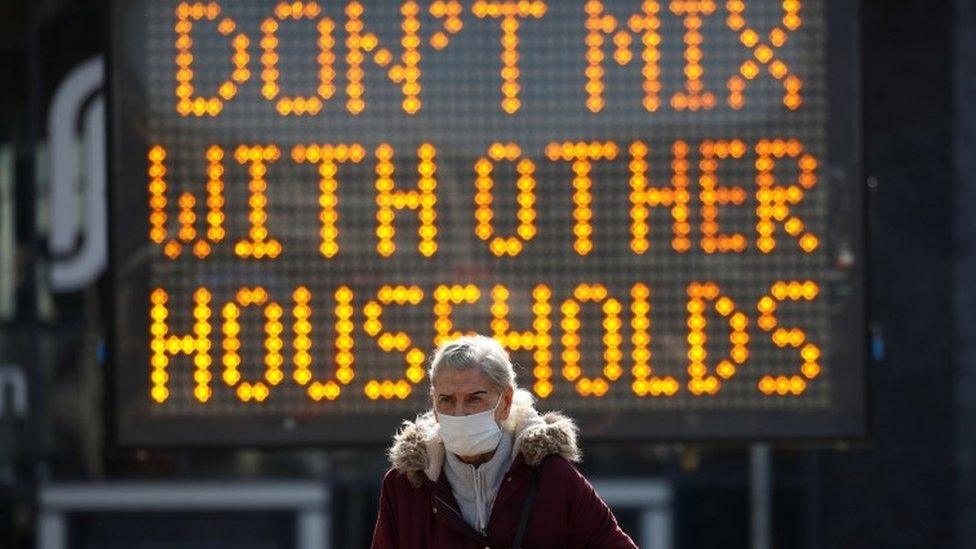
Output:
110 0 864 445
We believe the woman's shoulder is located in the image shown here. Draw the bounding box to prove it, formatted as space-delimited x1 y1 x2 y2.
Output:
534 453 588 487
381 467 429 494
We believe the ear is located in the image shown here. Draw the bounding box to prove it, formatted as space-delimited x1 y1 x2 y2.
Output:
496 386 515 422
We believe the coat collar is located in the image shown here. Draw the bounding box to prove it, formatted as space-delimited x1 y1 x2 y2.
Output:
387 389 581 487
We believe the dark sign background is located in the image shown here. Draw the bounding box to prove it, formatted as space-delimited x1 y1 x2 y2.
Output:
107 0 863 446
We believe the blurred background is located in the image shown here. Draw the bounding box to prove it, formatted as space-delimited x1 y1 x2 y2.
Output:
0 0 973 547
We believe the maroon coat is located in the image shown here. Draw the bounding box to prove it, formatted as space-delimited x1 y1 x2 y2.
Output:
370 401 637 548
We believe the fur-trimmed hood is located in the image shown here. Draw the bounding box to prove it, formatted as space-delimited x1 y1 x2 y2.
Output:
388 389 581 487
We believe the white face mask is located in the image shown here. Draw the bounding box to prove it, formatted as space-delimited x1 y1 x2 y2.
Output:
436 394 504 457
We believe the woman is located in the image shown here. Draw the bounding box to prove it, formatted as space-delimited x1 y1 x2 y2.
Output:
371 334 638 548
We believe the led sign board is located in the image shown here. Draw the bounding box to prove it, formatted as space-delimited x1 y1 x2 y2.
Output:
108 0 864 445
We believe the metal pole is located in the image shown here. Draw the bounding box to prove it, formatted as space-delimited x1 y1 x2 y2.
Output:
37 511 66 549
750 444 771 549
297 509 329 549
639 507 672 549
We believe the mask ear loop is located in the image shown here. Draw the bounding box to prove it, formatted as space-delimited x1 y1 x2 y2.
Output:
493 393 504 411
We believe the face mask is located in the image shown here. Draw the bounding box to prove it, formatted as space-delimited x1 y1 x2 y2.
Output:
437 395 504 457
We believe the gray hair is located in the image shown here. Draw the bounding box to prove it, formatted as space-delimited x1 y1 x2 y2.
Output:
428 334 517 391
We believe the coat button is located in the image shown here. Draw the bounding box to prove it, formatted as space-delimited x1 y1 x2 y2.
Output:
432 506 437 514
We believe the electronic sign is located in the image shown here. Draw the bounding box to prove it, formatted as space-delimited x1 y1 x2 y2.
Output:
108 0 864 445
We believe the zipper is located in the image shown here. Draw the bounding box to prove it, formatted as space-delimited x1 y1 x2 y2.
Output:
475 466 485 532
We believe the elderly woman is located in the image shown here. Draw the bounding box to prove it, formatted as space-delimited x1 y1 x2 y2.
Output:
371 334 637 548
